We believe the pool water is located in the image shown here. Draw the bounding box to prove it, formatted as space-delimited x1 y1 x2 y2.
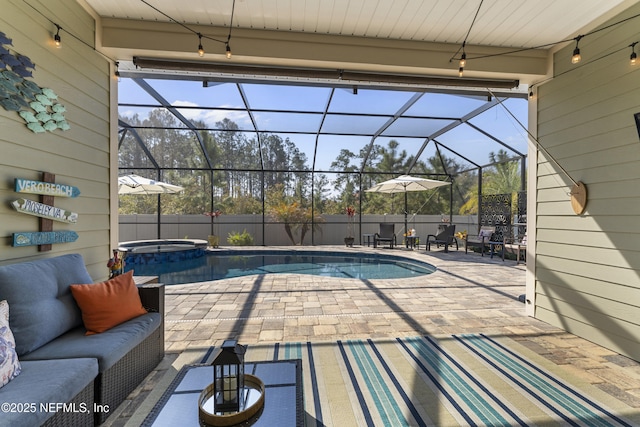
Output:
125 250 436 285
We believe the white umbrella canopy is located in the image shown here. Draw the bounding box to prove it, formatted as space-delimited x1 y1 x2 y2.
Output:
366 175 451 238
365 175 450 194
118 174 184 195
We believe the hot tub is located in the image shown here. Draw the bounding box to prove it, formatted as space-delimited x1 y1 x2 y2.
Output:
119 239 208 266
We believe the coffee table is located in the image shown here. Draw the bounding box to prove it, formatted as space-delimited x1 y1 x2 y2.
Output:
142 359 303 426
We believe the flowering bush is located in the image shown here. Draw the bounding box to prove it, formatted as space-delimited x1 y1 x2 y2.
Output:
346 206 355 238
204 210 222 235
204 210 222 218
403 228 416 237
455 230 468 240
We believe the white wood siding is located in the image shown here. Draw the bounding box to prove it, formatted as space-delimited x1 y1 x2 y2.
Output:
0 0 111 280
535 3 640 360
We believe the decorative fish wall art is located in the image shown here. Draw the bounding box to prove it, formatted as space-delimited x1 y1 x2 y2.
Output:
0 30 70 133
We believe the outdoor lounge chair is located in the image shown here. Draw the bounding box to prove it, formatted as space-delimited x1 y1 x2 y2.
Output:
426 224 458 253
374 223 396 248
502 232 527 264
465 226 495 256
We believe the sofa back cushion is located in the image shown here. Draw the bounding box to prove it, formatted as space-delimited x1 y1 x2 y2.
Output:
0 254 91 355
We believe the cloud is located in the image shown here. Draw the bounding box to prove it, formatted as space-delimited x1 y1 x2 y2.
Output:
173 100 251 128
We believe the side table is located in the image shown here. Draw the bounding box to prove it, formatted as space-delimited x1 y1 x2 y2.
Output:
405 236 419 249
142 359 303 426
362 233 375 247
489 241 503 259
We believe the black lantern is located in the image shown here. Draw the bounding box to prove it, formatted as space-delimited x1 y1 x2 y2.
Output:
212 340 246 413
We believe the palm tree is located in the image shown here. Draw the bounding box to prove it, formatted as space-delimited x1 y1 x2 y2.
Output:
459 150 523 214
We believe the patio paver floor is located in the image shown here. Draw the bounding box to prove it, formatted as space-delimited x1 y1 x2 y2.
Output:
103 246 640 426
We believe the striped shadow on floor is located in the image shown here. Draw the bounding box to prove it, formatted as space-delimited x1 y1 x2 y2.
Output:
239 334 639 427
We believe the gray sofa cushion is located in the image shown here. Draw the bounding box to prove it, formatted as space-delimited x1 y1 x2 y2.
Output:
0 358 97 427
21 312 161 371
0 254 92 356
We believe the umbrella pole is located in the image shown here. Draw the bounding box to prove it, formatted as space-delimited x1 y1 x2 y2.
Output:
404 191 408 245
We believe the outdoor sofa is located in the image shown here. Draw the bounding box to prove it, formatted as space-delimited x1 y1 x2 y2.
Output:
0 254 164 426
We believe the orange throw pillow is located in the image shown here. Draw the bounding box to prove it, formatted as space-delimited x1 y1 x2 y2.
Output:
70 270 147 335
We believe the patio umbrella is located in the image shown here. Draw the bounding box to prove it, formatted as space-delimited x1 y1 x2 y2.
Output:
118 174 184 238
118 174 184 195
365 175 450 237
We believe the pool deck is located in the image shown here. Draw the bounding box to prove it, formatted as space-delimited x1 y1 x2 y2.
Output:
105 245 640 426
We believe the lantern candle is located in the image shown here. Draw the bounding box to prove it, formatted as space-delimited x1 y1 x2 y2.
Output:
223 376 237 402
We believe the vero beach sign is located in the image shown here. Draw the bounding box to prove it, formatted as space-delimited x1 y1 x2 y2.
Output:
11 198 78 223
15 178 80 198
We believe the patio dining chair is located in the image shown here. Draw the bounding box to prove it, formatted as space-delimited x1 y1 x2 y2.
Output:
426 224 458 253
374 223 396 249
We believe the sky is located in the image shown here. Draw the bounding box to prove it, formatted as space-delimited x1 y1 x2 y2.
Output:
117 77 529 172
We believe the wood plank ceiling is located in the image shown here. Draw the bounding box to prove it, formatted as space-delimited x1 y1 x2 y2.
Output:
85 0 630 49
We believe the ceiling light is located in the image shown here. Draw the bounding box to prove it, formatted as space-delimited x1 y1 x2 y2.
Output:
458 66 464 77
630 42 638 65
54 25 61 48
459 52 466 68
571 36 583 64
226 43 232 59
197 33 204 57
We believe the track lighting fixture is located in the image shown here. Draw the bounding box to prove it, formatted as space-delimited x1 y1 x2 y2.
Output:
54 24 61 48
225 42 232 59
630 42 637 65
197 33 205 57
571 36 583 64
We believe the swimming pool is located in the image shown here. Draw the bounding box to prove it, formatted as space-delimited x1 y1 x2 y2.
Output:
125 250 436 284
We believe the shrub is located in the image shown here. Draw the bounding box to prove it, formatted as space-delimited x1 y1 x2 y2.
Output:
227 229 254 246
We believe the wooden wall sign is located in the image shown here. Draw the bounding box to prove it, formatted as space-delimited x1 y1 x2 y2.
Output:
13 231 78 247
570 181 588 215
15 178 80 197
11 173 80 251
10 198 78 223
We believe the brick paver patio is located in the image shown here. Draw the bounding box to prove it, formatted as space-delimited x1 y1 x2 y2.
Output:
104 246 640 426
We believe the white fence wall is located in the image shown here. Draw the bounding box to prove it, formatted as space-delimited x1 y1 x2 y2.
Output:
119 214 480 245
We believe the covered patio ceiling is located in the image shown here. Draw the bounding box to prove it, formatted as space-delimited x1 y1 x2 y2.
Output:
87 0 635 84
85 0 638 175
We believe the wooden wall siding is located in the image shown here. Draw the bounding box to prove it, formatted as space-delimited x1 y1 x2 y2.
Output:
535 2 640 360
0 0 112 280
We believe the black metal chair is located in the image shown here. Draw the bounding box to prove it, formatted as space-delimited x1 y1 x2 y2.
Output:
374 223 396 248
426 224 458 253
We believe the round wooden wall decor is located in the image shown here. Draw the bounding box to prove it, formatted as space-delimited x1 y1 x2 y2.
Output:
570 181 587 215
